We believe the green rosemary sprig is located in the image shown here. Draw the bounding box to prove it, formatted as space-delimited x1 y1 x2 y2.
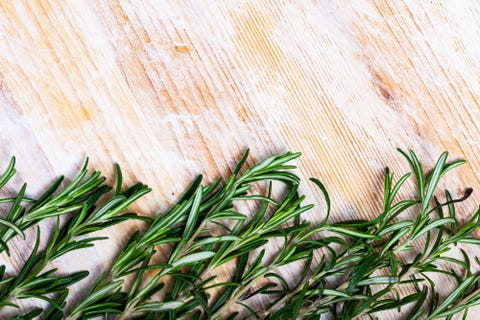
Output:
0 160 150 316
262 150 480 320
65 151 308 320
0 158 105 255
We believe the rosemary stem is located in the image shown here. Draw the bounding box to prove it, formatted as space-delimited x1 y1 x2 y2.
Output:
118 303 135 320
261 247 353 318
211 269 269 320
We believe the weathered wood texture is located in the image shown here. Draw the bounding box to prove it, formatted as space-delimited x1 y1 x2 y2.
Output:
0 0 479 318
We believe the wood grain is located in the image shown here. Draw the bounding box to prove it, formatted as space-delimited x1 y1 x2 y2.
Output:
0 0 480 318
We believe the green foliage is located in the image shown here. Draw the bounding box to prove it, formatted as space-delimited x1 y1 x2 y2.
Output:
1 149 480 319
0 158 151 314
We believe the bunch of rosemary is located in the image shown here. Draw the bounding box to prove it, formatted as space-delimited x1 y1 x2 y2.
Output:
0 149 480 320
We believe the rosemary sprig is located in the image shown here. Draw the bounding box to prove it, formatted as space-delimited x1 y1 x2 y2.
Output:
262 150 479 320
66 151 307 320
2 149 480 320
0 157 107 255
0 159 150 315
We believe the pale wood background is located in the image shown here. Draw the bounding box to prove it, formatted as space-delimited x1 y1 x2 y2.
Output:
0 0 480 319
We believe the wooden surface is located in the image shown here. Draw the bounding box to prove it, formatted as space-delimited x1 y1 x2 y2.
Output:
1 0 480 318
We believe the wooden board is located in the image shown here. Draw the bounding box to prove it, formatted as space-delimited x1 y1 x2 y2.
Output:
1 0 480 318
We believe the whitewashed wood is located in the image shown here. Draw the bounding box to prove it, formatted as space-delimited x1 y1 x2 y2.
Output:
0 0 479 318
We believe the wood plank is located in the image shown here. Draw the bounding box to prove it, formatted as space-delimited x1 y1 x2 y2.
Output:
0 0 479 318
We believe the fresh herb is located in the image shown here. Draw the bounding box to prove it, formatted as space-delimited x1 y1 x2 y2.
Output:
0 159 151 315
1 150 480 319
